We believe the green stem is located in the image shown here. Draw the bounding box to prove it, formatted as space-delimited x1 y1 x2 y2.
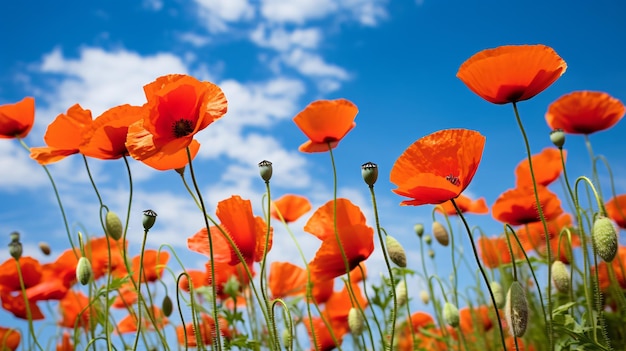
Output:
15 257 44 351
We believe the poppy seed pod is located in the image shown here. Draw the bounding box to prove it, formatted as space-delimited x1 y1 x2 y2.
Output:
396 280 408 306
76 257 93 286
361 161 378 186
142 209 157 231
38 242 51 256
414 223 424 237
8 241 22 260
550 129 565 149
161 295 173 317
258 160 273 182
592 216 618 262
348 307 365 335
432 221 449 246
505 281 529 337
551 260 570 293
386 235 407 267
105 211 123 241
490 281 505 308
443 302 460 327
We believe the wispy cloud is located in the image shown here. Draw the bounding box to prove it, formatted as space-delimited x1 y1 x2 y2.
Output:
193 0 255 32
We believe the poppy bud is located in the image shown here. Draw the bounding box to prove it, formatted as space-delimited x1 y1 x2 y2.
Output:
9 241 22 260
361 161 378 186
592 216 618 262
348 307 365 335
420 290 430 305
142 209 157 231
9 231 20 243
76 257 93 285
161 295 173 317
432 221 449 246
428 249 435 259
551 260 570 293
490 281 504 308
223 275 241 299
423 235 432 245
396 280 408 306
258 160 273 182
38 242 51 256
281 329 292 347
414 223 424 237
505 281 529 337
386 235 407 267
443 302 460 327
550 129 565 149
105 211 123 241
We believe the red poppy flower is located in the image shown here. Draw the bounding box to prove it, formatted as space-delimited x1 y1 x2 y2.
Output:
457 44 567 104
178 269 209 293
0 290 45 320
0 326 20 351
606 194 626 229
58 290 90 329
515 214 576 259
56 331 72 351
305 199 374 282
436 194 489 216
188 195 272 265
82 236 128 280
80 104 144 159
0 257 42 292
515 147 565 187
176 313 231 347
390 129 486 206
112 284 138 309
131 250 169 283
139 139 200 171
492 186 563 226
325 282 367 325
0 97 35 139
293 99 358 153
546 91 625 134
397 312 445 351
206 261 253 300
312 278 335 305
30 104 93 165
305 316 347 351
269 262 307 298
270 194 312 223
478 236 525 269
117 306 168 334
459 305 493 335
595 246 626 291
126 74 227 161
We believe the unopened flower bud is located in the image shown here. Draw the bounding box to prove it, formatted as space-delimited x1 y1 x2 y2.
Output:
550 129 565 149
281 329 292 347
420 290 430 305
258 160 273 182
161 295 173 317
386 235 407 268
142 209 157 231
505 281 529 337
428 249 435 259
105 211 123 240
223 275 241 299
76 257 93 285
490 281 504 308
443 302 460 327
414 223 424 237
395 280 408 306
432 221 449 247
361 162 378 186
551 260 570 293
348 308 365 335
38 242 51 256
423 235 432 245
9 241 22 260
592 216 618 262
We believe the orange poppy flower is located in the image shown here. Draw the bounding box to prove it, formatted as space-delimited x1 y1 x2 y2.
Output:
595 245 626 291
0 327 20 351
117 306 168 334
492 186 563 226
390 129 486 206
515 213 578 262
606 194 626 229
459 305 493 335
206 261 253 300
325 282 367 324
0 290 45 320
58 290 90 329
178 269 209 293
131 250 169 283
79 104 144 159
56 331 73 351
0 257 42 292
515 147 565 187
305 199 374 282
126 74 227 160
188 195 272 265
139 139 200 171
176 313 231 347
0 96 35 139
269 262 307 298
82 236 127 280
270 194 312 223
537 231 581 265
293 99 358 153
30 104 93 165
478 235 525 269
436 193 489 216
546 91 625 134
397 312 445 351
457 44 566 104
112 284 138 309
305 316 347 351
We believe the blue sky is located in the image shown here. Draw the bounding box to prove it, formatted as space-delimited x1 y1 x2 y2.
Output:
1 0 626 346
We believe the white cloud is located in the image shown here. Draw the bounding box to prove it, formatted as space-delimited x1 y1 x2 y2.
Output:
0 141 47 189
143 0 163 11
260 0 338 24
177 32 211 47
250 25 322 52
282 48 350 80
194 0 255 32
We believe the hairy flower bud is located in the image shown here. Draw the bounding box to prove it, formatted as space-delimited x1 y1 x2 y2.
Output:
551 260 570 293
592 216 618 262
549 129 565 149
414 223 424 237
423 235 432 245
258 160 273 182
161 295 173 317
443 302 460 327
281 329 292 348
361 162 378 186
505 281 529 337
348 307 365 335
432 221 449 247
490 281 504 308
420 290 430 305
76 257 93 286
386 235 407 267
105 211 123 241
396 280 408 306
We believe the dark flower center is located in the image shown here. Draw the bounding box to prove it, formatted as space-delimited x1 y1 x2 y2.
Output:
172 119 194 138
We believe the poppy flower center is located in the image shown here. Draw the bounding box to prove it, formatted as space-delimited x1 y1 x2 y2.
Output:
172 119 194 138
